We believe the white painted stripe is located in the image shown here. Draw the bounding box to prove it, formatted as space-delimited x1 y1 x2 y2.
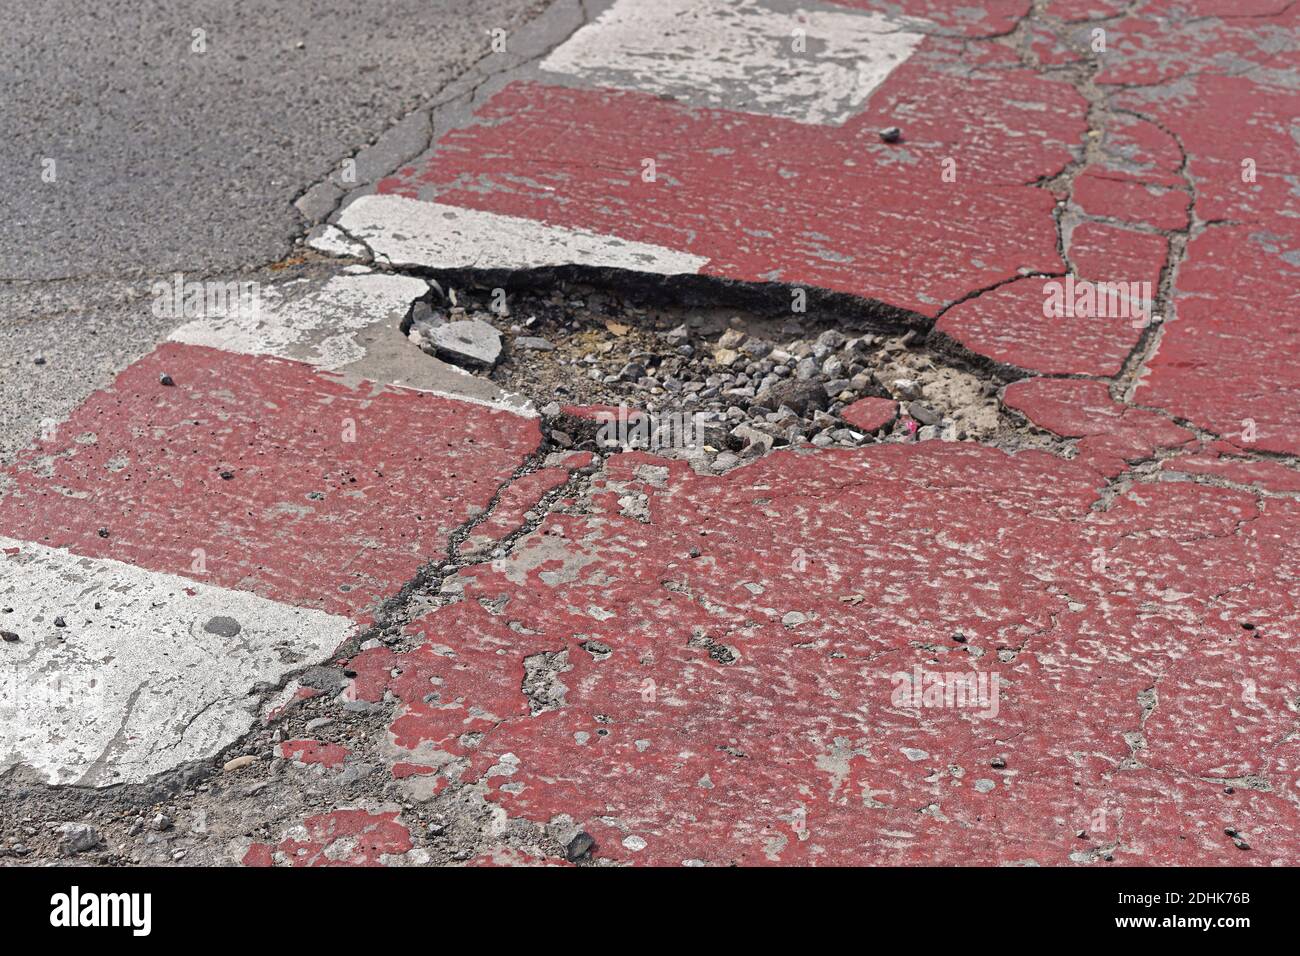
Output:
336 194 709 275
540 0 927 126
170 272 428 371
0 537 352 786
168 270 537 415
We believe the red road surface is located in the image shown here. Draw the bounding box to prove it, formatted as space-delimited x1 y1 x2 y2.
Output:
6 0 1300 865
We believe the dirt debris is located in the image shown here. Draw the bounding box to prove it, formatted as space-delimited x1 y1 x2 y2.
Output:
404 281 1060 473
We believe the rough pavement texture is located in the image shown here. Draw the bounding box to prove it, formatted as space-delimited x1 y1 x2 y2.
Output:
0 0 548 281
0 0 549 465
3 0 1300 867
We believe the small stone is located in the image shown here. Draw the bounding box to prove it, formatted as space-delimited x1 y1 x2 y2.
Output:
815 330 847 350
763 379 829 417
223 755 256 772
713 347 741 367
97 528 110 538
717 328 748 350
159 373 175 386
428 319 502 368
56 823 101 855
565 831 596 862
991 756 1007 769
53 616 66 628
880 126 902 142
1 631 19 643
151 813 174 831
34 355 47 366
908 401 942 426
515 336 554 351
893 378 922 401
618 362 647 381
952 631 967 643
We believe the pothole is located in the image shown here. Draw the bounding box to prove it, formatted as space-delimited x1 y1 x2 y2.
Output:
402 279 1062 472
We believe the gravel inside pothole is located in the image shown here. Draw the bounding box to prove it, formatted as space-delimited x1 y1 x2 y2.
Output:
406 282 1046 473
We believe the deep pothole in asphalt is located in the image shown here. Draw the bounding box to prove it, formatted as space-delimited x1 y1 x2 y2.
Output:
401 278 1062 473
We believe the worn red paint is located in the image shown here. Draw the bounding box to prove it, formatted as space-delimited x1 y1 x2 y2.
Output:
378 39 1083 315
0 344 539 618
840 398 899 433
243 809 413 867
280 739 350 768
935 278 1142 377
331 440 1300 865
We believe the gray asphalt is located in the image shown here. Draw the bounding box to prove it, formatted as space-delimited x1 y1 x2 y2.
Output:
0 0 548 462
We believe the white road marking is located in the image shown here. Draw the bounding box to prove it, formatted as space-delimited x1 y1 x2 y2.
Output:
336 194 709 274
170 272 428 371
168 269 537 414
307 223 372 259
540 0 927 126
0 537 352 786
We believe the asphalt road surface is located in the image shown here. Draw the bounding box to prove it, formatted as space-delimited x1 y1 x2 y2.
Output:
0 0 546 460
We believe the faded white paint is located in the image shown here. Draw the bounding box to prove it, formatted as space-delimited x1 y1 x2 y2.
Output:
170 272 428 370
540 0 927 126
169 262 535 413
336 194 709 275
307 223 371 260
0 537 352 786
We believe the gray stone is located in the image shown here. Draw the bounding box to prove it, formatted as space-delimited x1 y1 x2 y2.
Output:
428 319 502 368
57 823 101 855
908 402 942 426
762 379 830 417
515 336 554 351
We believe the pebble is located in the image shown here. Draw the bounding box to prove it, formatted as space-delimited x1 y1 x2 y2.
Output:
223 755 257 772
565 831 596 862
908 402 942 426
159 374 175 386
879 126 902 143
894 378 922 400
1 631 19 643
151 813 174 832
515 336 554 351
56 823 101 855
423 318 502 368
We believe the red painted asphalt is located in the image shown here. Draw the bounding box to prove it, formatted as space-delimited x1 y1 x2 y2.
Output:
7 0 1300 865
0 344 537 620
